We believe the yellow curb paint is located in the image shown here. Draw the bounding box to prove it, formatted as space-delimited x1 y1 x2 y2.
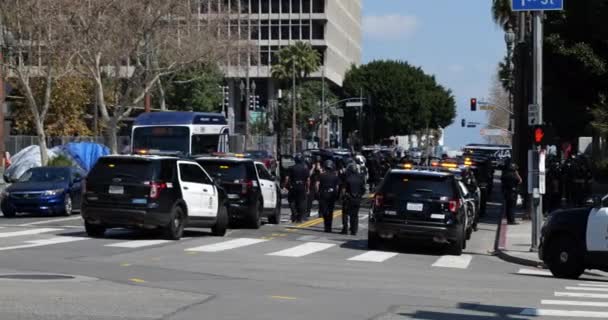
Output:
271 295 297 300
129 278 145 283
287 210 342 231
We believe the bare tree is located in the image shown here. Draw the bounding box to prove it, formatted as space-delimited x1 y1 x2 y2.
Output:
68 0 232 152
0 0 76 165
486 71 512 145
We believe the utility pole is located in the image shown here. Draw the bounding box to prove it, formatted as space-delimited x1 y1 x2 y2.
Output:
291 67 296 153
144 32 151 113
321 67 326 148
0 50 5 169
530 11 544 251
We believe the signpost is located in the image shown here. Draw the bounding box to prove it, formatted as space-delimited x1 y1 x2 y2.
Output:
528 104 540 126
480 128 509 137
345 101 363 108
511 0 563 11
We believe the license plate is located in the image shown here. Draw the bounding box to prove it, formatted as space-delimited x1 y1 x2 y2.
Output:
109 185 124 195
407 203 424 212
384 210 397 216
431 214 445 220
227 194 240 199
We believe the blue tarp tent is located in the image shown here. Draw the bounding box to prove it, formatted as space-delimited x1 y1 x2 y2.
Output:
59 142 110 172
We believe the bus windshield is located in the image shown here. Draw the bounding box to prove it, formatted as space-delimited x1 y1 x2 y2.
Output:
132 126 190 153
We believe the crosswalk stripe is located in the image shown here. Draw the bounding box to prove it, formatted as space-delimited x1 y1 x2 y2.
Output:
432 255 473 269
0 228 61 238
267 242 335 257
516 268 552 276
348 251 398 262
106 240 172 248
555 291 608 299
566 286 608 292
185 238 267 252
579 284 608 288
0 236 88 251
520 308 608 318
542 300 608 307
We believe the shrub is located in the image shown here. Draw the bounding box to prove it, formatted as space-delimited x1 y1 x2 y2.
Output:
48 154 74 167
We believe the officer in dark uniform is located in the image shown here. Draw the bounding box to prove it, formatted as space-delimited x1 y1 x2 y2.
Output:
341 163 365 235
284 154 310 223
317 160 340 233
306 156 323 219
501 159 522 225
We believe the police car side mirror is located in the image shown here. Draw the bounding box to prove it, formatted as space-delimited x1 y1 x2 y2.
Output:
592 195 603 208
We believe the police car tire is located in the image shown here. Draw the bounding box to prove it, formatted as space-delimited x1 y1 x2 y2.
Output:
212 204 228 237
164 207 185 240
249 199 262 229
447 225 465 256
268 196 281 225
546 234 585 279
2 208 15 218
85 222 106 238
368 232 381 250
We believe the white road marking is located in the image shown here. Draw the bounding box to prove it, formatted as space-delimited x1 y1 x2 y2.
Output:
18 216 82 226
310 211 319 218
542 300 608 307
0 228 61 238
267 242 335 257
185 238 267 252
359 214 369 221
517 268 553 276
106 240 172 248
0 236 88 251
521 308 608 318
579 284 608 288
431 255 473 269
555 291 608 299
348 251 398 262
566 286 608 292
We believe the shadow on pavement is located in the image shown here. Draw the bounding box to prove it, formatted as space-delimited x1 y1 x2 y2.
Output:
340 238 446 256
398 302 533 320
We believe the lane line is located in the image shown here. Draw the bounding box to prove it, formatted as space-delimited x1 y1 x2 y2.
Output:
432 255 473 269
521 308 608 318
267 242 335 257
185 238 267 252
517 268 553 276
0 236 88 251
271 296 297 300
348 251 398 262
542 300 608 307
566 286 608 292
555 291 608 299
288 210 342 231
579 284 608 288
0 228 62 238
18 216 82 226
129 278 145 283
106 240 172 248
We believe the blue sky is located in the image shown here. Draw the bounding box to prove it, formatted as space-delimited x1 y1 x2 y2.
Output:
361 0 506 149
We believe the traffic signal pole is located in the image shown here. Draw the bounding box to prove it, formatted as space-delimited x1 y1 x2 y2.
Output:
530 11 544 251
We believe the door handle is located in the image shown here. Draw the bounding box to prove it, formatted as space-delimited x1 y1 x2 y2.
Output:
203 189 208 192
183 186 189 190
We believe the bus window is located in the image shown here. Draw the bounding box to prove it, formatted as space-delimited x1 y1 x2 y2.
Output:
192 134 220 155
132 126 189 153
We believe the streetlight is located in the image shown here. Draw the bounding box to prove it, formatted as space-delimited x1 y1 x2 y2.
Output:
0 25 14 170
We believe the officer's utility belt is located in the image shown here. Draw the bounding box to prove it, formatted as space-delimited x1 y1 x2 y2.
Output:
322 188 335 193
292 181 305 185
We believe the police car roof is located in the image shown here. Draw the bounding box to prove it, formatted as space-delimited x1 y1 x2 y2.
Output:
133 111 227 126
194 155 253 162
390 168 453 177
101 154 182 161
465 144 511 150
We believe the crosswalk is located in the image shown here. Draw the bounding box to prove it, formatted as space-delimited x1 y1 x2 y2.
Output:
0 226 481 269
517 269 608 318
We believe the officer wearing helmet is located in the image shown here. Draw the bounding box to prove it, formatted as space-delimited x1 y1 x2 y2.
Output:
341 162 365 235
284 154 310 223
307 155 323 219
317 160 340 233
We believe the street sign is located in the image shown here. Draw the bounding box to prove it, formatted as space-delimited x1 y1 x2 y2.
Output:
467 124 477 128
345 101 363 108
480 128 509 136
480 105 496 111
528 104 540 126
512 0 564 11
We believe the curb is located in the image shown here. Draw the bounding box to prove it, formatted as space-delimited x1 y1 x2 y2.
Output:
495 248 545 268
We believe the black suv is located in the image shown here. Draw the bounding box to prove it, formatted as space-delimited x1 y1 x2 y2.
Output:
368 168 474 255
196 156 281 229
82 155 227 240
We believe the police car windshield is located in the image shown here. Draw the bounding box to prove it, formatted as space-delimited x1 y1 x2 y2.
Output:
133 126 189 154
382 173 454 199
198 160 256 181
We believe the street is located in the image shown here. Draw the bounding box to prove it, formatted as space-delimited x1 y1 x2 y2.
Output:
0 189 605 320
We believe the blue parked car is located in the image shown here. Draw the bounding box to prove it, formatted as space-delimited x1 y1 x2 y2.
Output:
1 166 85 218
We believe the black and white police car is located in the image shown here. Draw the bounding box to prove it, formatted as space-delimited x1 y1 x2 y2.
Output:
195 154 281 228
540 195 608 279
82 154 227 240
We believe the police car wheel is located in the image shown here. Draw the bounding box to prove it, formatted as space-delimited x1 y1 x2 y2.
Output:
212 204 228 237
368 231 381 250
546 234 585 279
249 199 262 229
268 196 281 225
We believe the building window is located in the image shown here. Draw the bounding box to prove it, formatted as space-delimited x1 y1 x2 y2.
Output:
271 0 280 13
250 0 259 13
302 0 310 12
291 0 300 13
250 26 259 40
271 26 279 40
302 25 310 39
281 25 289 39
291 25 300 39
312 0 324 13
260 47 270 66
312 21 324 39
281 0 290 13
261 0 269 13
261 26 269 40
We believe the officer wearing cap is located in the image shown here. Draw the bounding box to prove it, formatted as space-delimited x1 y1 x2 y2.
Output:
317 160 340 233
341 163 365 235
284 154 310 223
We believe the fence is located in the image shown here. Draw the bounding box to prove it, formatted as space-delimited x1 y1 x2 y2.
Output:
5 136 130 156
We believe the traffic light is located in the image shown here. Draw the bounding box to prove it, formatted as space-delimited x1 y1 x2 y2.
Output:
308 118 316 128
530 125 555 146
470 98 477 111
461 119 466 127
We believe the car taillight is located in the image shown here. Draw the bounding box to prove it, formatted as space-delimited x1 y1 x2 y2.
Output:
374 194 384 208
241 180 254 194
448 199 461 213
150 182 167 199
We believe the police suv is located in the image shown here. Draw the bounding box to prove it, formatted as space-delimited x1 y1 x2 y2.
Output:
540 195 608 279
82 154 227 240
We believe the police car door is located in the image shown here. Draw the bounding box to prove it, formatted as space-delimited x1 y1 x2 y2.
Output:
255 162 276 209
586 198 608 252
177 162 205 216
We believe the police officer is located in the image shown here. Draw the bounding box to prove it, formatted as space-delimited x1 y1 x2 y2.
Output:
341 163 365 235
501 159 522 225
284 154 310 223
306 156 323 219
317 160 340 233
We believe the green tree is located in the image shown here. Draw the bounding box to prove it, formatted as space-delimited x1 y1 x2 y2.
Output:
271 42 321 82
343 60 456 143
163 64 224 112
491 0 515 30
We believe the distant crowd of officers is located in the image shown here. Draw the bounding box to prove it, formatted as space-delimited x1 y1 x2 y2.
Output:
545 153 594 212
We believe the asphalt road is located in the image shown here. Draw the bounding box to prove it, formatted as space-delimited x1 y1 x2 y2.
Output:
0 191 607 319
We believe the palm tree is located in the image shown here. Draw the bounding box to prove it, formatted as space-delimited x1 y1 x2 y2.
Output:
271 41 321 82
492 0 515 30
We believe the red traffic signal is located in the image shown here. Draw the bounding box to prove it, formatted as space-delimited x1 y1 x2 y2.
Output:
530 125 554 146
470 98 477 111
534 127 544 144
308 118 315 126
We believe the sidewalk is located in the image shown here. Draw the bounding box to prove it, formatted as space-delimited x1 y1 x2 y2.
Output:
495 213 545 268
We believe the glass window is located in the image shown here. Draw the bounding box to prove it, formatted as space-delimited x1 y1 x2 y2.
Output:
302 0 310 12
271 26 279 39
458 181 470 197
261 26 269 40
250 0 259 13
292 0 301 12
261 0 269 13
179 164 209 184
312 20 324 39
191 134 220 155
256 164 273 180
381 174 455 199
281 0 290 13
281 26 289 39
88 158 154 183
271 0 280 13
132 126 190 154
312 0 324 13
198 161 257 181
301 25 310 39
291 25 300 39
19 168 70 183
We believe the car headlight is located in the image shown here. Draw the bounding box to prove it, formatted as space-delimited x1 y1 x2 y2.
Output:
43 189 64 196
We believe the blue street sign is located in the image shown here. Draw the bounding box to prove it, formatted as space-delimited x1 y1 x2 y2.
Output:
512 0 563 11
